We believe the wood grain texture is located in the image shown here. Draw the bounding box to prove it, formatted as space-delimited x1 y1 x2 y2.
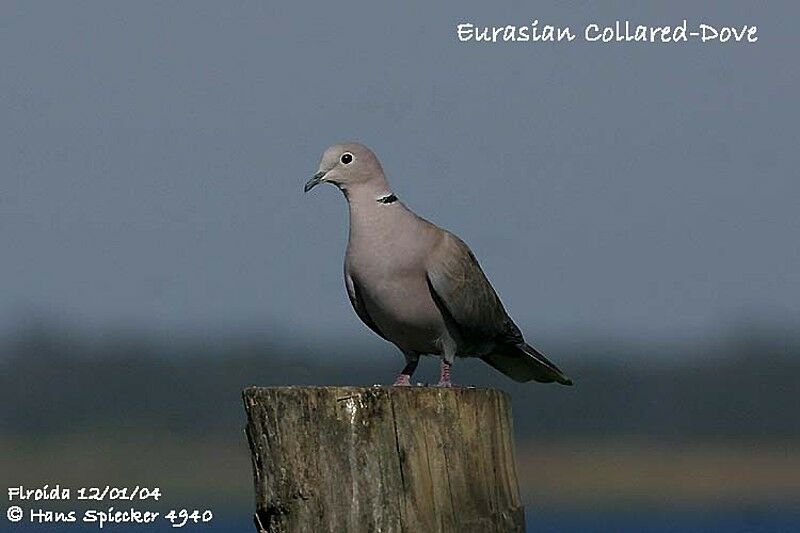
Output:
243 386 524 533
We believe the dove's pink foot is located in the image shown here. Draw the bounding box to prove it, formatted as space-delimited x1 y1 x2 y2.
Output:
436 360 452 387
393 357 418 386
393 374 412 386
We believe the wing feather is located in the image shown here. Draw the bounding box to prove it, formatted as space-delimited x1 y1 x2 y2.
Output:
425 232 522 347
344 272 388 341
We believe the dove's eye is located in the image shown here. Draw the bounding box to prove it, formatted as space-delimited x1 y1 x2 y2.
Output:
340 152 353 165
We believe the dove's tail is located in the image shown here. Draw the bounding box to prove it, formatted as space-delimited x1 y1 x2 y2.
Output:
482 342 573 385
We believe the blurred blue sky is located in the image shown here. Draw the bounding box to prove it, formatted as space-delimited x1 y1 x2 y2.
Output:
1 2 798 351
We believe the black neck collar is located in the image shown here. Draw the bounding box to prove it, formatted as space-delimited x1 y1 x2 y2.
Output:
376 193 397 204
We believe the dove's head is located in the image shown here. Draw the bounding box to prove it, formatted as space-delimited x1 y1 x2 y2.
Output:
304 143 388 196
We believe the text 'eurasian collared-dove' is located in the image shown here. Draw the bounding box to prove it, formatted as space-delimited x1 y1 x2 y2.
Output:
304 143 572 387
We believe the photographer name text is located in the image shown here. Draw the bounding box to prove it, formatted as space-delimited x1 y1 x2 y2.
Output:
456 19 758 44
5 484 214 529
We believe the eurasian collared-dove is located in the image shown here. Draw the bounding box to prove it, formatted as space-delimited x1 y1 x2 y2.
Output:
304 143 572 387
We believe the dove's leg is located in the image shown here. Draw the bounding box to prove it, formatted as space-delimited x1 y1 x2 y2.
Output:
437 359 453 387
437 342 456 387
393 351 419 386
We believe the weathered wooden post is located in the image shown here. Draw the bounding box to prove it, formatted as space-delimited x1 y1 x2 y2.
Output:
243 386 525 533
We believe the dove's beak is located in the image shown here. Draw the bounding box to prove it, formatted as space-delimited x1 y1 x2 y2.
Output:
304 171 327 193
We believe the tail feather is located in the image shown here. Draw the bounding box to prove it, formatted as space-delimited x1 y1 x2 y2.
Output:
482 342 573 385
